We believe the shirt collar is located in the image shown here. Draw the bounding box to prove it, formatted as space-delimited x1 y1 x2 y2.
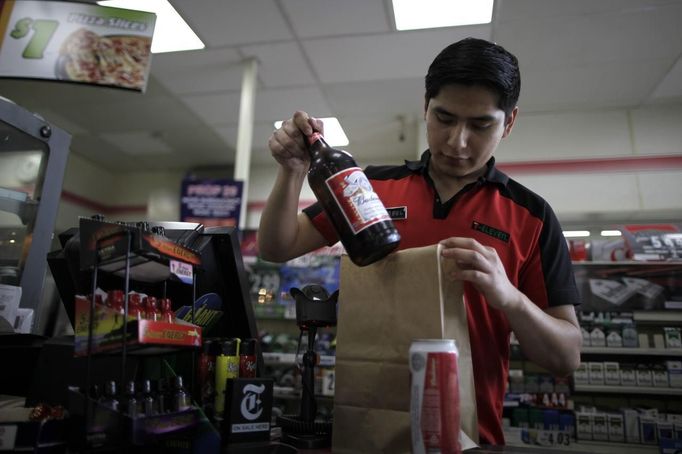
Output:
405 150 509 186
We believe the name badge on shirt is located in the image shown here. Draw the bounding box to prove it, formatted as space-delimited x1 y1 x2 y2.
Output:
386 206 407 220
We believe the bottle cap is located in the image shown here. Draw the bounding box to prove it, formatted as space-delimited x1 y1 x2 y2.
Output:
240 338 257 356
202 339 213 354
222 338 239 356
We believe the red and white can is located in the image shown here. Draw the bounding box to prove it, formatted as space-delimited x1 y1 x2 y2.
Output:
409 339 461 454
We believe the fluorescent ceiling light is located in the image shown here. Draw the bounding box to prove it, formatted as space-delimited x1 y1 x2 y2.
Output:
98 0 204 53
392 0 494 31
275 117 349 147
563 230 591 238
600 230 622 237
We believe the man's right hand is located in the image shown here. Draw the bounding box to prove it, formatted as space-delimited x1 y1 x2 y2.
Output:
268 111 324 173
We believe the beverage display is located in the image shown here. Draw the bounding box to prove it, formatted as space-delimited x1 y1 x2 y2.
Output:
305 132 400 266
409 339 461 454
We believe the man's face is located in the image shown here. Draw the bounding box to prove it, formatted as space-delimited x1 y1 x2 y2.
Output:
425 84 517 182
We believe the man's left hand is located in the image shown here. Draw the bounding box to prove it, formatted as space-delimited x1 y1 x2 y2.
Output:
439 237 522 312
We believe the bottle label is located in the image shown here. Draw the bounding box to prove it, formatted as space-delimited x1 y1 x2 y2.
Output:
325 167 391 234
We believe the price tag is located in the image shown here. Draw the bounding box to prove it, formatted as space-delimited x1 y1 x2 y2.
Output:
170 260 194 284
520 429 571 447
621 224 682 260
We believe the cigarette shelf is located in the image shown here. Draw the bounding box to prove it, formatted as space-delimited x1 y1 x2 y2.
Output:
633 311 682 323
581 346 682 356
573 384 682 395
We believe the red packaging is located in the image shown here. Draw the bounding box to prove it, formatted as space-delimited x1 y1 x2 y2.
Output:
409 339 460 454
239 338 257 378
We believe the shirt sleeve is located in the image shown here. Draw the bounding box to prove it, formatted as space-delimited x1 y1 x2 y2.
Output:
521 202 581 308
302 202 339 246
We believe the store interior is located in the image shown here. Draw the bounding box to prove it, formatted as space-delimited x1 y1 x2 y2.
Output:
0 0 681 453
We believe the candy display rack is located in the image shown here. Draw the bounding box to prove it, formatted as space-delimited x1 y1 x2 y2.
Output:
70 216 218 453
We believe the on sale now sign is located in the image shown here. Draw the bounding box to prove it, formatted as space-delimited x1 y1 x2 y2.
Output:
0 0 155 91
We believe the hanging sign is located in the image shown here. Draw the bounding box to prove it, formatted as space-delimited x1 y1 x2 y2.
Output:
0 0 155 91
181 178 244 228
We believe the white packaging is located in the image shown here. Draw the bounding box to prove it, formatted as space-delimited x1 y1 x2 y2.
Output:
636 367 653 387
590 327 606 347
607 413 625 442
664 327 682 348
653 334 666 349
576 412 593 441
620 367 637 386
574 363 590 385
604 362 621 386
606 331 623 348
622 409 640 443
589 362 605 385
652 368 669 388
592 413 609 441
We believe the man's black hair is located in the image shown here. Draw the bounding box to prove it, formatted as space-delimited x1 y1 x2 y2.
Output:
425 37 521 117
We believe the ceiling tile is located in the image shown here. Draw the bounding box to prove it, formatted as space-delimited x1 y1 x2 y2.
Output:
496 0 681 21
254 86 332 123
282 0 390 38
323 78 424 117
239 41 317 88
301 25 491 83
520 58 673 112
37 108 89 135
63 96 206 133
214 121 275 151
181 91 243 125
172 0 293 47
650 55 682 100
100 131 174 155
151 48 245 94
70 135 144 171
497 2 682 69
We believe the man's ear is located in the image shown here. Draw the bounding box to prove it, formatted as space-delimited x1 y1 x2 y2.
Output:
502 106 519 138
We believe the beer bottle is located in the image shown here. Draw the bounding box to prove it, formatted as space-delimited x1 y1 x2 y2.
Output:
305 132 400 266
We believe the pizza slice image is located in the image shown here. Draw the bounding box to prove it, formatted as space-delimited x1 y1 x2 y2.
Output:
56 28 151 90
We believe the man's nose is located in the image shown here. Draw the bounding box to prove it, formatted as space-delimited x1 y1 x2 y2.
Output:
447 124 468 149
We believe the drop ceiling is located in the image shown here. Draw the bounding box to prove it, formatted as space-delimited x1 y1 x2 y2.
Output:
1 0 681 172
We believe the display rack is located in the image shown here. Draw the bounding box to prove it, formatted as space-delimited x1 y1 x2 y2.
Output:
71 216 214 451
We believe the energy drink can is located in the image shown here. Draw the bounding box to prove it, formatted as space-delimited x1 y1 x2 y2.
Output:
409 339 460 454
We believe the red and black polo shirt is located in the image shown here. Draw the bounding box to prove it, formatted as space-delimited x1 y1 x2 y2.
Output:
303 150 580 445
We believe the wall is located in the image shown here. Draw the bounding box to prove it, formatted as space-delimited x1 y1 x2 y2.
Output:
59 103 682 232
56 153 184 231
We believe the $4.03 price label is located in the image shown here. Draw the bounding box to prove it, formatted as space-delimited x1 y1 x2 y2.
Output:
519 428 571 448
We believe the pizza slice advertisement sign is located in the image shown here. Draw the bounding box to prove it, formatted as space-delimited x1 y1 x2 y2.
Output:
0 0 156 91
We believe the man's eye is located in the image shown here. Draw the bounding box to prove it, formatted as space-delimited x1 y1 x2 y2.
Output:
436 114 453 124
472 123 492 131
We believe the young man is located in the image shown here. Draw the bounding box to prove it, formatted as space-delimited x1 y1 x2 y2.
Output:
258 37 582 444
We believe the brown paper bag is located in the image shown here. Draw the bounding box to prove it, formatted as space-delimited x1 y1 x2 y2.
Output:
331 244 478 453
